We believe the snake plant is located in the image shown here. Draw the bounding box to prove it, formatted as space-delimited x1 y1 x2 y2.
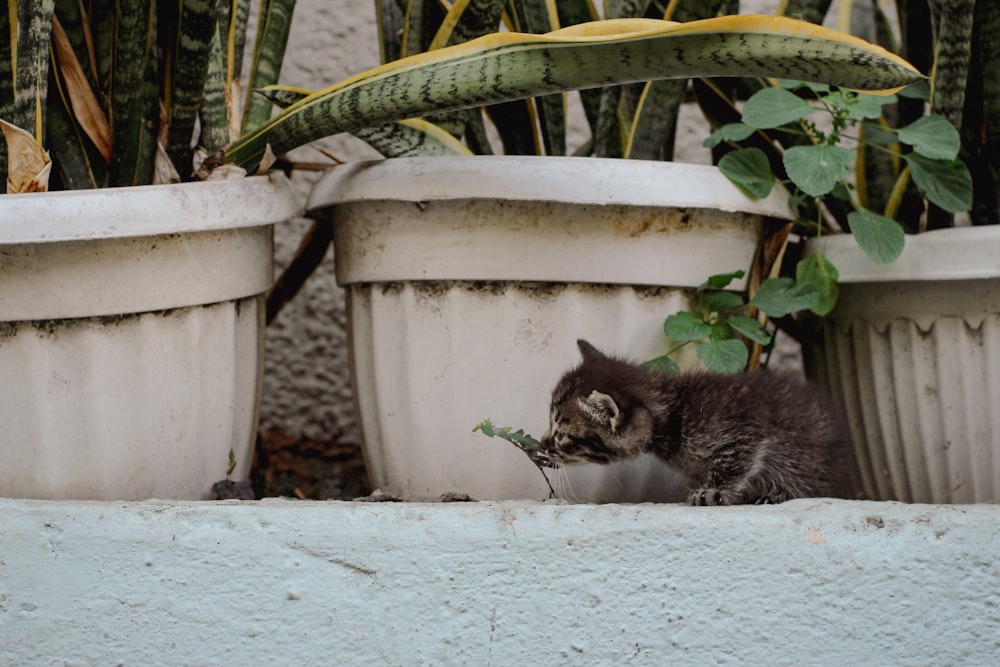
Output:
2 1 923 193
0 0 294 193
217 10 922 174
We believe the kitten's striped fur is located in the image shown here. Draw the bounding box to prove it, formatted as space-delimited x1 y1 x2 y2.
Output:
540 340 843 505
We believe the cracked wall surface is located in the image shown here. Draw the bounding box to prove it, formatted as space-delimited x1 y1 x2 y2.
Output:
2 498 998 664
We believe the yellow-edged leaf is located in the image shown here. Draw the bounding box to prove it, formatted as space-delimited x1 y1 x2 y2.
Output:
219 15 924 173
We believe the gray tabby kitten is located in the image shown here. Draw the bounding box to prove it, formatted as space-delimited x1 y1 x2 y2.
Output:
540 340 843 505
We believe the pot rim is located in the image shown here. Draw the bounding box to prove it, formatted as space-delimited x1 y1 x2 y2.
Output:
0 172 301 245
306 155 792 220
807 225 1000 283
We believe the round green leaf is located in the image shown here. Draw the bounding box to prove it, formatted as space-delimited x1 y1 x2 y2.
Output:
700 290 745 314
664 311 712 342
729 316 772 345
748 277 821 317
710 321 733 341
699 269 746 291
783 144 853 197
905 154 973 213
843 92 896 120
646 355 680 374
742 88 815 129
795 251 840 316
718 148 776 199
847 209 905 264
703 123 755 148
697 339 748 374
897 115 960 160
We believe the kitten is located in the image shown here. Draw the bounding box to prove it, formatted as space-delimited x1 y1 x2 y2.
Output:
540 340 843 505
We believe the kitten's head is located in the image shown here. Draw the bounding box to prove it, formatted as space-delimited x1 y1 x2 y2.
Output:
540 340 654 467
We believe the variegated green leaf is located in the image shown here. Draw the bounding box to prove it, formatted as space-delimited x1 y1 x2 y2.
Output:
166 0 225 176
219 16 923 174
353 118 474 157
109 1 157 186
625 0 726 161
242 0 295 133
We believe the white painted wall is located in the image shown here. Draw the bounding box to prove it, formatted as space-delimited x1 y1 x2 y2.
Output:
2 498 997 665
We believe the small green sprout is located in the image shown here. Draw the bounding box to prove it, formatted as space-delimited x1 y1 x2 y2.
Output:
473 420 555 497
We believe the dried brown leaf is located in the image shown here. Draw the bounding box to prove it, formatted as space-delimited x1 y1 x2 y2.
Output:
51 13 112 163
0 119 52 193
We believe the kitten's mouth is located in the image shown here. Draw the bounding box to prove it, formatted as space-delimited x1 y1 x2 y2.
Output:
540 455 561 469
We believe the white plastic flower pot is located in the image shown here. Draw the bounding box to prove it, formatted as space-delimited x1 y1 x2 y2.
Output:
804 226 1000 503
309 156 790 501
0 174 301 500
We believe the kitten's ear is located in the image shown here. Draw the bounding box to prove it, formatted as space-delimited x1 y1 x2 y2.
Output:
578 390 624 433
577 339 606 362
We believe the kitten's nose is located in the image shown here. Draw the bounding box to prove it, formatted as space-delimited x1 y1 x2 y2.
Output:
537 429 561 468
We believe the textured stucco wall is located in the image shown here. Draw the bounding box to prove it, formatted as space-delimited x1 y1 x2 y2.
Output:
2 498 998 665
258 0 382 445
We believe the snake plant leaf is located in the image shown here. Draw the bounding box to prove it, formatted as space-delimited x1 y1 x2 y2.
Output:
376 0 405 64
258 84 470 158
402 0 447 57
856 119 900 220
219 15 923 174
555 0 599 27
781 0 832 25
256 84 312 109
201 0 252 152
242 0 295 133
930 0 974 129
424 0 507 142
503 0 565 155
625 0 726 161
108 1 157 187
430 0 506 49
353 118 474 157
165 0 226 174
972 0 1000 225
550 0 601 138
484 100 541 154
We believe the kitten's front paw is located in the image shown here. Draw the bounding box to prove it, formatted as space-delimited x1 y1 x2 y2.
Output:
688 488 741 506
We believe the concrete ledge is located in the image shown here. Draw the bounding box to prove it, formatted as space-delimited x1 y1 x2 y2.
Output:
2 498 998 665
